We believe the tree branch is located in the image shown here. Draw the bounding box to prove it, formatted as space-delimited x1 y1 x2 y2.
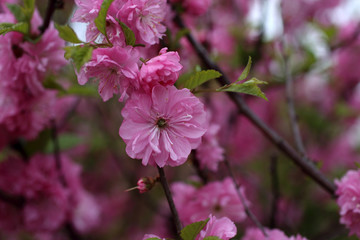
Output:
39 0 64 34
224 159 268 236
157 167 182 239
172 13 336 196
283 49 307 157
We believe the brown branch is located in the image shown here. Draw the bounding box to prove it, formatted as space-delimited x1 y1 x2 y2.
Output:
157 167 182 239
224 159 268 237
39 0 64 34
269 154 279 228
172 13 336 196
283 49 307 157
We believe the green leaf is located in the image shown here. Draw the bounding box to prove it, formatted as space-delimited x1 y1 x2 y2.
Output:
55 23 83 43
64 45 93 71
44 134 83 153
94 0 114 38
117 20 136 46
203 237 222 240
42 75 66 93
237 56 252 82
145 238 162 240
22 0 35 22
217 78 268 101
180 218 209 240
0 22 29 35
6 4 25 22
183 70 222 90
62 85 98 97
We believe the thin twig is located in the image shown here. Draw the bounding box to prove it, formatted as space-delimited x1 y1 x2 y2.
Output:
283 47 307 157
50 119 67 187
269 154 279 228
224 159 268 236
172 12 336 196
157 167 182 239
191 151 208 184
39 0 64 33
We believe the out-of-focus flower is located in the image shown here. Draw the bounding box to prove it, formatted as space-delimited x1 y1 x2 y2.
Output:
335 169 360 237
242 227 308 240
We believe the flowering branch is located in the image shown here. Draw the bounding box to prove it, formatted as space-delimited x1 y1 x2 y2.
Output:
224 159 268 237
39 0 64 33
157 167 182 239
172 12 336 196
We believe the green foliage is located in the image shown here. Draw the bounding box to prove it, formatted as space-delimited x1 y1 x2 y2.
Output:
203 237 222 240
117 20 136 46
237 56 252 82
42 75 66 93
182 70 222 90
180 218 209 240
63 85 99 97
94 0 114 41
54 24 83 44
45 134 83 153
217 78 268 100
64 45 93 71
0 22 29 35
6 4 24 22
145 238 162 240
7 0 34 25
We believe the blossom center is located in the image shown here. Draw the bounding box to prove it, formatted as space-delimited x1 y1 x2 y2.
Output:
156 118 167 128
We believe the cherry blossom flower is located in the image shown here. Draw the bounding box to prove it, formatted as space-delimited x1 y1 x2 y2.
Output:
197 215 237 240
172 178 248 225
119 85 207 167
139 48 182 93
242 228 308 240
335 169 360 237
77 46 139 101
118 0 167 45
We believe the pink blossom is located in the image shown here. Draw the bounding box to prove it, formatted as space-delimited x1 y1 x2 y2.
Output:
196 121 224 171
118 0 167 45
183 0 211 16
119 85 207 167
242 227 308 240
139 48 182 93
197 215 237 240
77 46 139 101
172 178 248 225
335 169 360 237
143 234 165 240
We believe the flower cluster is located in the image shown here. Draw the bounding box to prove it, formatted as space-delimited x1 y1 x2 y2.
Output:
335 169 360 237
0 10 66 144
172 178 248 225
242 228 308 240
0 154 100 237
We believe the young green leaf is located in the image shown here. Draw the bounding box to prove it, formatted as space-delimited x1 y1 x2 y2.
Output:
42 75 66 93
22 0 35 22
6 4 25 22
117 20 136 46
64 45 93 71
217 78 268 101
94 0 114 38
55 23 83 43
61 85 98 97
145 238 162 240
203 237 222 240
0 22 29 35
180 218 209 240
183 70 222 90
237 56 252 82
